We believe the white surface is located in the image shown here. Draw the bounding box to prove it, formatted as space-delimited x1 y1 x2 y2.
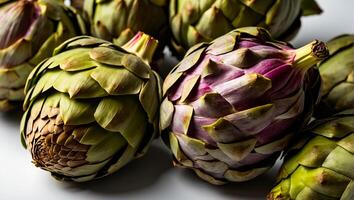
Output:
1 0 354 199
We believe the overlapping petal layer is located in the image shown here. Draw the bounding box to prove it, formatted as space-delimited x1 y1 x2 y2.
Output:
83 0 168 57
169 0 322 57
268 110 354 200
316 35 354 117
21 34 162 182
0 0 86 111
161 27 327 184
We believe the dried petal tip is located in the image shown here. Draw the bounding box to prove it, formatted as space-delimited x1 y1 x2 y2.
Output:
301 0 323 16
267 183 289 200
294 40 329 71
122 32 159 64
312 41 329 59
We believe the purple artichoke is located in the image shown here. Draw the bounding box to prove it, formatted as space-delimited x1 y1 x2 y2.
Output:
160 27 328 184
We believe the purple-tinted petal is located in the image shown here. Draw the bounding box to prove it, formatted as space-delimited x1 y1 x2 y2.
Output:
175 134 210 160
203 61 244 87
0 1 38 48
211 74 272 108
203 118 247 143
207 148 274 168
249 45 292 59
187 81 213 102
218 48 262 69
189 116 217 145
246 58 288 75
264 64 295 93
206 148 242 168
171 105 194 134
269 70 304 99
190 92 234 118
224 104 275 135
236 152 275 166
168 57 210 102
275 91 305 120
185 57 245 102
238 39 263 48
255 118 296 145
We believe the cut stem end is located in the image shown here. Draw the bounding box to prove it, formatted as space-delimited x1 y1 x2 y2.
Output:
294 40 329 70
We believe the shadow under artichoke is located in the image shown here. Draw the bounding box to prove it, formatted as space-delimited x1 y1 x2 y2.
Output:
56 140 172 194
0 109 23 126
179 161 281 199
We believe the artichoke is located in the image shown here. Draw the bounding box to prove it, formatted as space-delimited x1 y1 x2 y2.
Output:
160 27 328 185
82 0 168 56
169 0 322 58
0 0 86 111
70 0 84 11
268 110 354 200
21 33 162 182
315 35 354 117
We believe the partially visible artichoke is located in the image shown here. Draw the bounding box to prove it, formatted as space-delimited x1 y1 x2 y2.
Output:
315 35 354 117
70 0 84 11
21 33 162 182
169 0 322 58
160 27 328 185
268 110 354 200
83 0 169 57
0 0 86 111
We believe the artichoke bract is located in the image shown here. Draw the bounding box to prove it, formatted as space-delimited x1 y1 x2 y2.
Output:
268 110 354 200
83 0 168 57
70 0 84 11
169 0 322 58
0 0 86 111
160 27 328 185
21 33 162 182
315 35 354 117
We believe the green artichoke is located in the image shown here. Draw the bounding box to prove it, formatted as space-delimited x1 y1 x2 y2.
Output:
160 27 328 185
268 110 354 200
169 0 322 58
21 33 162 182
315 35 354 117
82 0 169 57
0 0 86 111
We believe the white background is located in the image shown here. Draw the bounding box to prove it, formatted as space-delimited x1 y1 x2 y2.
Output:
1 0 353 199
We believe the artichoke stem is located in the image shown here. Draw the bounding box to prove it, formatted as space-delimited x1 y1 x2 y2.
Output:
293 40 329 70
122 32 158 64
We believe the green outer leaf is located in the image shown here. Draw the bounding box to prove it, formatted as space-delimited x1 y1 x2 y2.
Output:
107 145 137 174
270 111 354 199
139 71 159 122
91 64 143 95
94 96 147 148
86 129 126 163
59 94 96 125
